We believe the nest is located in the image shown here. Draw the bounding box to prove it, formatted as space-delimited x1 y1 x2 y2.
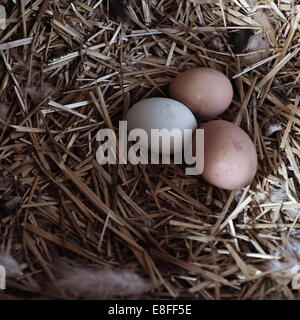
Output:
0 0 300 300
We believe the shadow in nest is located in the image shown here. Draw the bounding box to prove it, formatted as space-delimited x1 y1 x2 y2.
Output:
107 0 133 22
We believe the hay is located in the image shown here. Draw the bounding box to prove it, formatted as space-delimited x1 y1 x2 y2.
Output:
0 0 299 300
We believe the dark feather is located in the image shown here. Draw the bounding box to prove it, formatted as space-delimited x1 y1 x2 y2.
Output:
108 0 131 21
228 29 254 54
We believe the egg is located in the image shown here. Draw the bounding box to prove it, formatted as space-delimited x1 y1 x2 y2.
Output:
193 120 257 190
169 67 233 119
127 97 197 154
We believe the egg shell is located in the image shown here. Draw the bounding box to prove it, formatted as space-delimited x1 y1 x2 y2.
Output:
127 97 197 154
169 68 233 119
194 120 257 190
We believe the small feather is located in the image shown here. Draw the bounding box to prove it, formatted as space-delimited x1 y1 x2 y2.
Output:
53 260 153 299
0 252 23 278
264 120 283 137
267 241 300 274
229 29 254 54
0 103 9 127
25 83 54 105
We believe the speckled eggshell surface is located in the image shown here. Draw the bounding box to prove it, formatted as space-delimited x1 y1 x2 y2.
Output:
199 120 258 190
126 97 197 154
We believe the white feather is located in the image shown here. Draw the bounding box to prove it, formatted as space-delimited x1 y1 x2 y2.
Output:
264 121 283 137
269 187 287 203
0 252 23 278
268 241 300 275
54 261 153 299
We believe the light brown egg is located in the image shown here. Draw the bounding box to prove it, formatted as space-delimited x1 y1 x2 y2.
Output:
193 120 257 190
169 68 233 119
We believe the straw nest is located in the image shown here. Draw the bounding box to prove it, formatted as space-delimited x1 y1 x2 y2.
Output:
0 0 300 300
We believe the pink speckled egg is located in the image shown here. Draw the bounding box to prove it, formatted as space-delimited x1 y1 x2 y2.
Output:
194 120 257 190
